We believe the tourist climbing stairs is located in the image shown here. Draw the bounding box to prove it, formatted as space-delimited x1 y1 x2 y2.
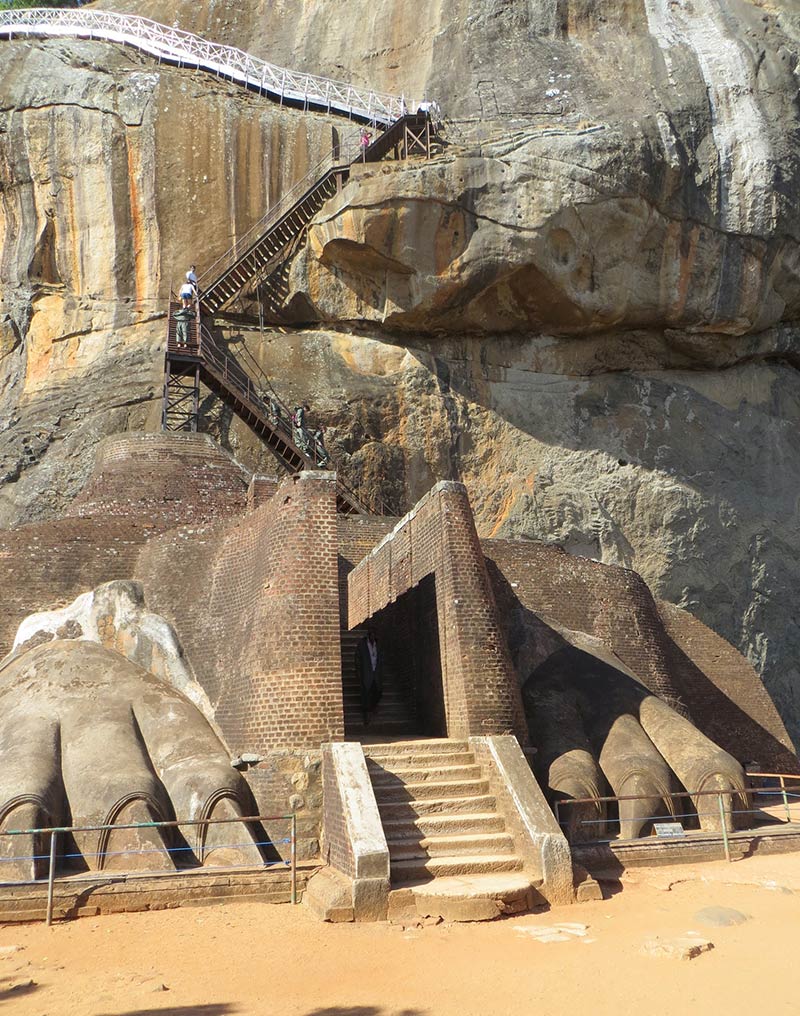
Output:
197 113 432 318
341 629 417 736
364 741 539 917
163 311 376 515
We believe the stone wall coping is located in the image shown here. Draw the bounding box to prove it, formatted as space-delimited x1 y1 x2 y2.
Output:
329 742 389 880
358 480 468 564
470 735 574 905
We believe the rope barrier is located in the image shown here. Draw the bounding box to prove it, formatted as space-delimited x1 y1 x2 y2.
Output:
0 811 300 923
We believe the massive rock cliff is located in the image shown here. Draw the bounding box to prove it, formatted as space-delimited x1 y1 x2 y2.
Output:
2 0 800 741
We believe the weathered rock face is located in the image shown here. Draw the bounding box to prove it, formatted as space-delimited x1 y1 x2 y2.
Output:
2 1 800 743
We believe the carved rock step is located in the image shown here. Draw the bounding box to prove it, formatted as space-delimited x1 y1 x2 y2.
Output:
377 794 497 819
369 764 483 784
364 740 470 758
382 812 507 838
373 779 490 802
390 854 524 880
387 873 543 923
387 832 515 859
366 751 476 769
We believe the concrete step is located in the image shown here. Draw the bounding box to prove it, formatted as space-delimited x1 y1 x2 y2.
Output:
387 832 515 859
377 794 497 819
390 853 524 880
369 764 483 784
373 779 490 802
382 812 506 838
366 751 475 769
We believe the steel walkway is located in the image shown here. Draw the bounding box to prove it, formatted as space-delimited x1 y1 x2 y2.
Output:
198 113 431 317
162 313 382 516
0 7 416 125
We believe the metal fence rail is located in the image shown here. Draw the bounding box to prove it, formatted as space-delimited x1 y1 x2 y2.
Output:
0 7 413 125
0 811 298 925
555 771 800 863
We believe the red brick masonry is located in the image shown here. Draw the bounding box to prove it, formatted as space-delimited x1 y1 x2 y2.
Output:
347 481 528 742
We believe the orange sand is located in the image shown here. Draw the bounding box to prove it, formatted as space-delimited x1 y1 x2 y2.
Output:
2 853 799 1015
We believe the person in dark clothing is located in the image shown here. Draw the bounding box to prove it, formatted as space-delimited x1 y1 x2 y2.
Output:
292 404 311 454
313 427 329 467
172 306 196 344
355 629 382 725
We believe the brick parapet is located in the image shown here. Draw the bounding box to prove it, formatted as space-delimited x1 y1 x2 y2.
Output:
0 518 152 656
67 432 250 527
483 538 685 712
247 475 280 511
483 537 798 771
321 743 356 878
347 481 527 741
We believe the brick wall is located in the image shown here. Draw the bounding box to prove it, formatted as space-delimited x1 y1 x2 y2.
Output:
136 471 344 752
347 482 527 741
657 600 797 771
0 518 150 655
247 475 280 511
0 432 251 657
484 539 685 711
66 432 249 527
483 538 797 772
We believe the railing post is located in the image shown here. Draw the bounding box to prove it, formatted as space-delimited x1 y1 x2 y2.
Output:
290 812 297 905
718 794 732 862
780 776 792 823
46 830 58 926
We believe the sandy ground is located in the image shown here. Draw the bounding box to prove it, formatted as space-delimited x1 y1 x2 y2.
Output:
2 853 800 1016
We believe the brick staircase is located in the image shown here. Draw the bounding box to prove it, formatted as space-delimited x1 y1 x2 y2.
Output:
364 739 541 920
340 630 416 737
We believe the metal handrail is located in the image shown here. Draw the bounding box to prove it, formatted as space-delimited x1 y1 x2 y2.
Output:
198 123 376 292
0 811 298 924
0 8 415 125
555 771 800 863
199 326 392 514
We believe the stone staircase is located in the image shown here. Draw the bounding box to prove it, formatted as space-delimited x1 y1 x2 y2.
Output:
341 629 416 737
364 739 542 920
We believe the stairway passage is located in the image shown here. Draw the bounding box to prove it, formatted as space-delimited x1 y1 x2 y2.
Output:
364 740 540 918
341 629 416 736
163 312 381 515
198 113 432 318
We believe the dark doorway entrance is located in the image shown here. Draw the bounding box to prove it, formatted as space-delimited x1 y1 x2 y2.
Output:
342 575 446 739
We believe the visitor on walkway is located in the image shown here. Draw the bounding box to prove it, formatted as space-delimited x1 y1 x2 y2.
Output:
292 404 311 455
356 629 382 726
359 127 372 160
179 278 195 308
187 265 198 290
313 427 329 467
172 306 196 345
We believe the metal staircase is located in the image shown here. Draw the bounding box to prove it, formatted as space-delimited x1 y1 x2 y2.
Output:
198 113 431 318
0 8 411 126
162 312 382 516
